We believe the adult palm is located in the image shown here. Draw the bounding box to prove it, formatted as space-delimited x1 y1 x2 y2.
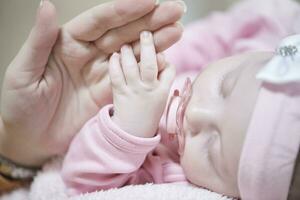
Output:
0 0 184 166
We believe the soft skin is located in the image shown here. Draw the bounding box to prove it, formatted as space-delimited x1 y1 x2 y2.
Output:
180 51 273 197
110 32 175 139
0 0 185 167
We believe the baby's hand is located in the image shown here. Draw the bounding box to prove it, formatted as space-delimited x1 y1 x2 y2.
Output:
109 31 176 138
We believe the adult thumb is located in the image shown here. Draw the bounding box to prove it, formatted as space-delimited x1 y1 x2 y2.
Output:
10 0 59 82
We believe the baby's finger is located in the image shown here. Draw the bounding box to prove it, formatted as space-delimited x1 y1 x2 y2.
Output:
121 45 140 85
157 53 167 72
140 31 158 83
137 53 165 76
159 64 176 90
136 53 166 72
109 53 125 88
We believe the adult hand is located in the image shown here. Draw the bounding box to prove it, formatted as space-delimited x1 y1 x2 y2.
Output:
0 0 185 166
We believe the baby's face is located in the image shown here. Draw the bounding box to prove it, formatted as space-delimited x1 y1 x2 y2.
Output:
178 52 273 197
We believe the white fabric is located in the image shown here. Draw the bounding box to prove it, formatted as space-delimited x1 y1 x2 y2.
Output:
0 158 232 200
257 34 300 84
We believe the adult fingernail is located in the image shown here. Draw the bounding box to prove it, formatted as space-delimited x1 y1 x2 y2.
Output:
174 0 187 13
39 0 49 8
176 21 184 29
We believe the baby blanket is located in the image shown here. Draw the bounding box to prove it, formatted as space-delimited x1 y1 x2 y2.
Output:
0 158 231 200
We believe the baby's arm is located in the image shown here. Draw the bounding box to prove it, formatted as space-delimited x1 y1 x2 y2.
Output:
61 32 176 196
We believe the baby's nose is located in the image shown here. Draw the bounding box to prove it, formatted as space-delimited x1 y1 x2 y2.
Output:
185 103 219 133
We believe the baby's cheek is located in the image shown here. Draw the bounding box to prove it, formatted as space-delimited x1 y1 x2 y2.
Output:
184 103 202 134
179 136 209 186
179 144 199 184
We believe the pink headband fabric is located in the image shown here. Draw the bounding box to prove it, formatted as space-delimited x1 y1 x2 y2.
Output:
238 35 300 200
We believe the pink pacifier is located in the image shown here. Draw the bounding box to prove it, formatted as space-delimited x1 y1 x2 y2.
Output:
165 78 193 156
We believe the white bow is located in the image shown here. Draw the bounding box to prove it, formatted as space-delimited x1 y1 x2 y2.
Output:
256 34 300 84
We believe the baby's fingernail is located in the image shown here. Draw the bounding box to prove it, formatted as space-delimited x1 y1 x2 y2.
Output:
141 31 151 39
121 44 130 51
141 31 153 44
174 0 187 13
155 0 160 5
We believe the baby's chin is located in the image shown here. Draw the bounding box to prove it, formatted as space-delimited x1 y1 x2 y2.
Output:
181 164 240 198
180 147 240 197
191 179 240 198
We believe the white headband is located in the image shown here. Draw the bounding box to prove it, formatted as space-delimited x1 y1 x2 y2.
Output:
239 34 300 200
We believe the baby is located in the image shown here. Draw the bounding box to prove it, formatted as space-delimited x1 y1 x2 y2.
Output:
61 32 300 199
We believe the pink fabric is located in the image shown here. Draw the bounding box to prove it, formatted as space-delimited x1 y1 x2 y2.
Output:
238 83 300 200
61 105 185 195
165 0 300 74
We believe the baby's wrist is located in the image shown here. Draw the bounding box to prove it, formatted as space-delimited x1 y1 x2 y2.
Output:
111 115 158 138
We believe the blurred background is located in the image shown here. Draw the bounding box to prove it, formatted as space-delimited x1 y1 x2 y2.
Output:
0 0 239 87
1 0 299 87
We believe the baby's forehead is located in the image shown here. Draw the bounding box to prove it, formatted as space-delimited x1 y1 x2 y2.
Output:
220 51 274 71
192 51 273 83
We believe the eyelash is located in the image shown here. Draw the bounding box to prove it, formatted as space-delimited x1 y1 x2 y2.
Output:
218 74 227 98
219 69 240 98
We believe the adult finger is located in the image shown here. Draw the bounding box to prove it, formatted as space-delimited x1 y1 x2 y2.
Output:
95 0 186 53
64 0 157 41
8 0 59 84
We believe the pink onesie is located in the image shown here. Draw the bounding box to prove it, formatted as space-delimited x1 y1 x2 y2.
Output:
61 0 300 196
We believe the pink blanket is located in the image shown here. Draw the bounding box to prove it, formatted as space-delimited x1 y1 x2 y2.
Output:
1 157 232 200
165 0 300 74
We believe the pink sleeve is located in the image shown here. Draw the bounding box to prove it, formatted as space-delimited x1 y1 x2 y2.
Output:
165 0 300 74
61 105 161 196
